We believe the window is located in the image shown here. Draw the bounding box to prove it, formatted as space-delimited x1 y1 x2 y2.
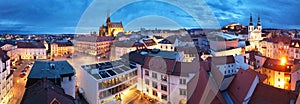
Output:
278 79 280 82
179 79 186 84
153 90 158 96
152 81 157 89
179 89 187 95
161 94 167 100
145 70 149 76
69 76 72 81
152 73 157 79
278 72 280 75
145 79 149 85
161 75 167 81
161 84 167 91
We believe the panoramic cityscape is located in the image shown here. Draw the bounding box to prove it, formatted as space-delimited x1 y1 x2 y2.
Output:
1 0 300 104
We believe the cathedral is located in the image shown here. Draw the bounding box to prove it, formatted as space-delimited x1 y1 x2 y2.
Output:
99 12 124 37
248 14 263 50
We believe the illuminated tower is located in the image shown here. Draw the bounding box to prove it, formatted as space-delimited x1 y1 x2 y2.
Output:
256 16 262 31
248 14 254 32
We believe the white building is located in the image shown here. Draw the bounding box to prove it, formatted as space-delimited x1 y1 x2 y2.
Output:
127 49 194 104
0 49 13 104
79 60 138 104
1 43 19 66
248 15 263 50
17 42 47 59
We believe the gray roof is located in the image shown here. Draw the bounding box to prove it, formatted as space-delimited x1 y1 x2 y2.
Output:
28 60 75 79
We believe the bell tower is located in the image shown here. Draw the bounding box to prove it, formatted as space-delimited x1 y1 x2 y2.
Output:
248 14 254 32
256 16 262 31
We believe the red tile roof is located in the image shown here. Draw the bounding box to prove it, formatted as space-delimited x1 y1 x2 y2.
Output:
227 69 259 104
187 66 226 104
207 55 235 65
265 35 292 44
142 56 204 76
143 39 157 46
17 42 46 48
249 83 298 104
263 58 292 72
21 80 75 104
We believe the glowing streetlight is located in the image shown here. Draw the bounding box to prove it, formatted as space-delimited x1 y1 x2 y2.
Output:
280 57 287 65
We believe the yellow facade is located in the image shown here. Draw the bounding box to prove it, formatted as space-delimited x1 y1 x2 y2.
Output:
257 68 291 90
50 43 74 57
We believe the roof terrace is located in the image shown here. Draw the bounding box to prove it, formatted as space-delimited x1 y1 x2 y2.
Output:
81 59 137 80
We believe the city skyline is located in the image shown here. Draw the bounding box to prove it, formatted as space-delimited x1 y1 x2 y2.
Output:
0 0 300 34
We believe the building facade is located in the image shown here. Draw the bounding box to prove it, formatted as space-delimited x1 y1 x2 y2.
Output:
50 40 74 57
0 49 13 104
248 15 263 50
257 58 292 90
79 59 138 104
75 36 113 57
17 42 47 59
26 60 76 98
99 14 124 37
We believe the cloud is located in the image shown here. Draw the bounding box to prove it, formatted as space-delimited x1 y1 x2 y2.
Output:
205 0 300 28
0 0 300 33
0 0 92 33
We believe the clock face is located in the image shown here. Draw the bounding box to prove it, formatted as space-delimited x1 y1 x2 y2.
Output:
149 57 167 72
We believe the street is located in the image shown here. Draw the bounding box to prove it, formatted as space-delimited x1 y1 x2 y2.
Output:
10 60 33 104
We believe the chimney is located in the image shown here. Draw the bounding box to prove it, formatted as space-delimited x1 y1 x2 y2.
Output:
50 64 55 69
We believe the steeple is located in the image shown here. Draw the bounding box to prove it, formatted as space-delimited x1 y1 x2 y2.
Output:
249 14 253 26
257 16 261 26
106 10 111 24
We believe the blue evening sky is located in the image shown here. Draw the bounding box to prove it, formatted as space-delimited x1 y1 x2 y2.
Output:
0 0 299 34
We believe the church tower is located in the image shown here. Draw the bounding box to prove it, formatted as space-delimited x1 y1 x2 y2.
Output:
248 14 254 32
256 16 262 31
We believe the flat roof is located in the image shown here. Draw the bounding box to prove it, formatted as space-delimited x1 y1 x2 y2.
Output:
28 60 75 79
81 59 136 80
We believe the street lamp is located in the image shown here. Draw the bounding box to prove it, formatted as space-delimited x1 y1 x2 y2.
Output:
280 57 287 65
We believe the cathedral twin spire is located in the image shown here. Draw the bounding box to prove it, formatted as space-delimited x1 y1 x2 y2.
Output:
249 14 261 26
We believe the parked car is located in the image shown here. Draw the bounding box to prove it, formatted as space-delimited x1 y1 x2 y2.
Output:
22 69 27 72
19 72 26 78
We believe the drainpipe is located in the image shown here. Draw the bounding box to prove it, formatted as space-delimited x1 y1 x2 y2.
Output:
168 74 171 104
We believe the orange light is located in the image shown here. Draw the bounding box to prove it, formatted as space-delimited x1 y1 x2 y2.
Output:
280 57 287 65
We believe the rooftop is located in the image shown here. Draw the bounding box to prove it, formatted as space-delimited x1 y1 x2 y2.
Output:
249 83 298 104
28 60 75 79
17 42 46 48
81 59 136 80
227 69 260 104
21 80 75 104
262 58 293 72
